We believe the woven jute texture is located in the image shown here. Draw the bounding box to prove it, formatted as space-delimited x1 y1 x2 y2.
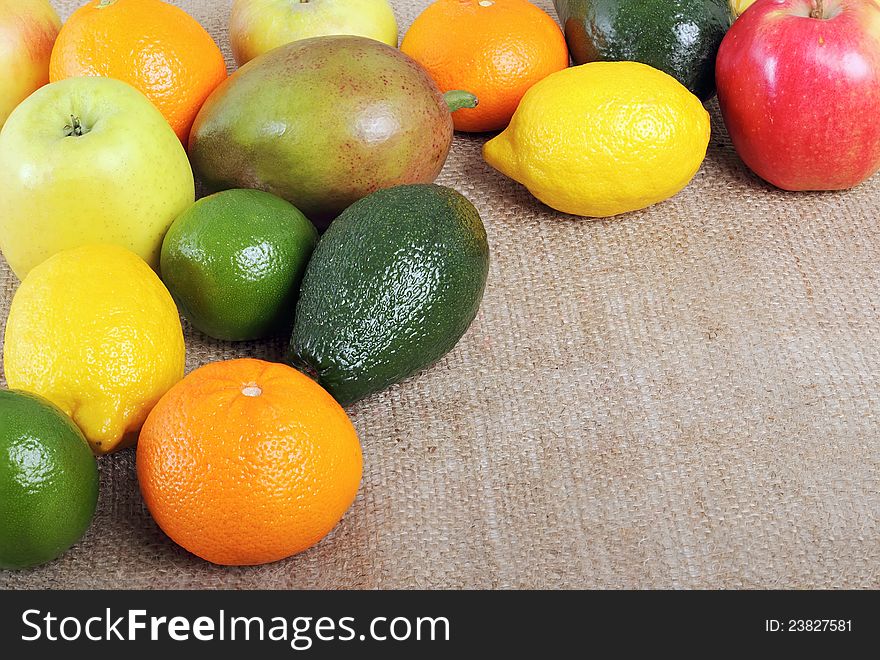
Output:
2 0 879 590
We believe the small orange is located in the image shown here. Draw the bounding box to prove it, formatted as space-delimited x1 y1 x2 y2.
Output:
137 358 363 566
401 0 569 132
49 0 227 143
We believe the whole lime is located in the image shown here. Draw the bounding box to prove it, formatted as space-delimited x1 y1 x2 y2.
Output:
0 389 99 569
160 189 318 341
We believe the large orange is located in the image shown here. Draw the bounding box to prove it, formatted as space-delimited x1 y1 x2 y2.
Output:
49 0 227 142
400 0 569 132
137 358 363 566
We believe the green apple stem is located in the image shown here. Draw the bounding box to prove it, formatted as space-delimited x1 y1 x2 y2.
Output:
444 90 479 113
64 115 85 138
810 0 824 18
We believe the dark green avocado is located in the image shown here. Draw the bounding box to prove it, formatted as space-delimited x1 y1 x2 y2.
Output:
554 0 731 100
289 184 489 406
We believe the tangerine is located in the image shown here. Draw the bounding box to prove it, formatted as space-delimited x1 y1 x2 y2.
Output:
401 0 569 132
49 0 227 142
137 358 363 565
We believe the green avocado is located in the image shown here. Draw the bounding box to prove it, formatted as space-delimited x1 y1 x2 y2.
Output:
289 184 489 406
553 0 731 100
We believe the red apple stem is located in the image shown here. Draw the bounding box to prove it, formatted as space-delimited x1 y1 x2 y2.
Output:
810 0 824 18
444 90 479 113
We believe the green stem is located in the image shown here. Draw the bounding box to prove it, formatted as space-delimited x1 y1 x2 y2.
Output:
64 115 84 137
444 90 478 113
97 0 118 8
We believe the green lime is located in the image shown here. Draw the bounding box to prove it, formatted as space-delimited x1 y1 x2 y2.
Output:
160 189 318 341
0 389 99 569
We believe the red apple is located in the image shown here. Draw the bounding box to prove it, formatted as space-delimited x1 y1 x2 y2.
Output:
0 0 60 128
716 0 880 190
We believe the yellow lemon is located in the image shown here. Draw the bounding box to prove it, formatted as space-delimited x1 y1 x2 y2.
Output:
730 0 756 17
483 61 711 218
3 244 185 454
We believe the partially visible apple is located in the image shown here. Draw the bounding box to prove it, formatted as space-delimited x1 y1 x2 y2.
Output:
0 0 60 128
716 0 880 190
0 77 195 279
230 0 398 66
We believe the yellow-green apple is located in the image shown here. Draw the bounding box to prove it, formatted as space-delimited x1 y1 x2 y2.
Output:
230 0 398 66
0 0 60 128
716 0 880 190
0 77 194 279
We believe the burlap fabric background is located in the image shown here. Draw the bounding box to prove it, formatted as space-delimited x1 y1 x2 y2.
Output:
1 0 878 590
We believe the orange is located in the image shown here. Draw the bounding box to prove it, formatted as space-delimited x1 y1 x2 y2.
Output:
136 358 363 566
49 0 227 143
400 0 569 132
